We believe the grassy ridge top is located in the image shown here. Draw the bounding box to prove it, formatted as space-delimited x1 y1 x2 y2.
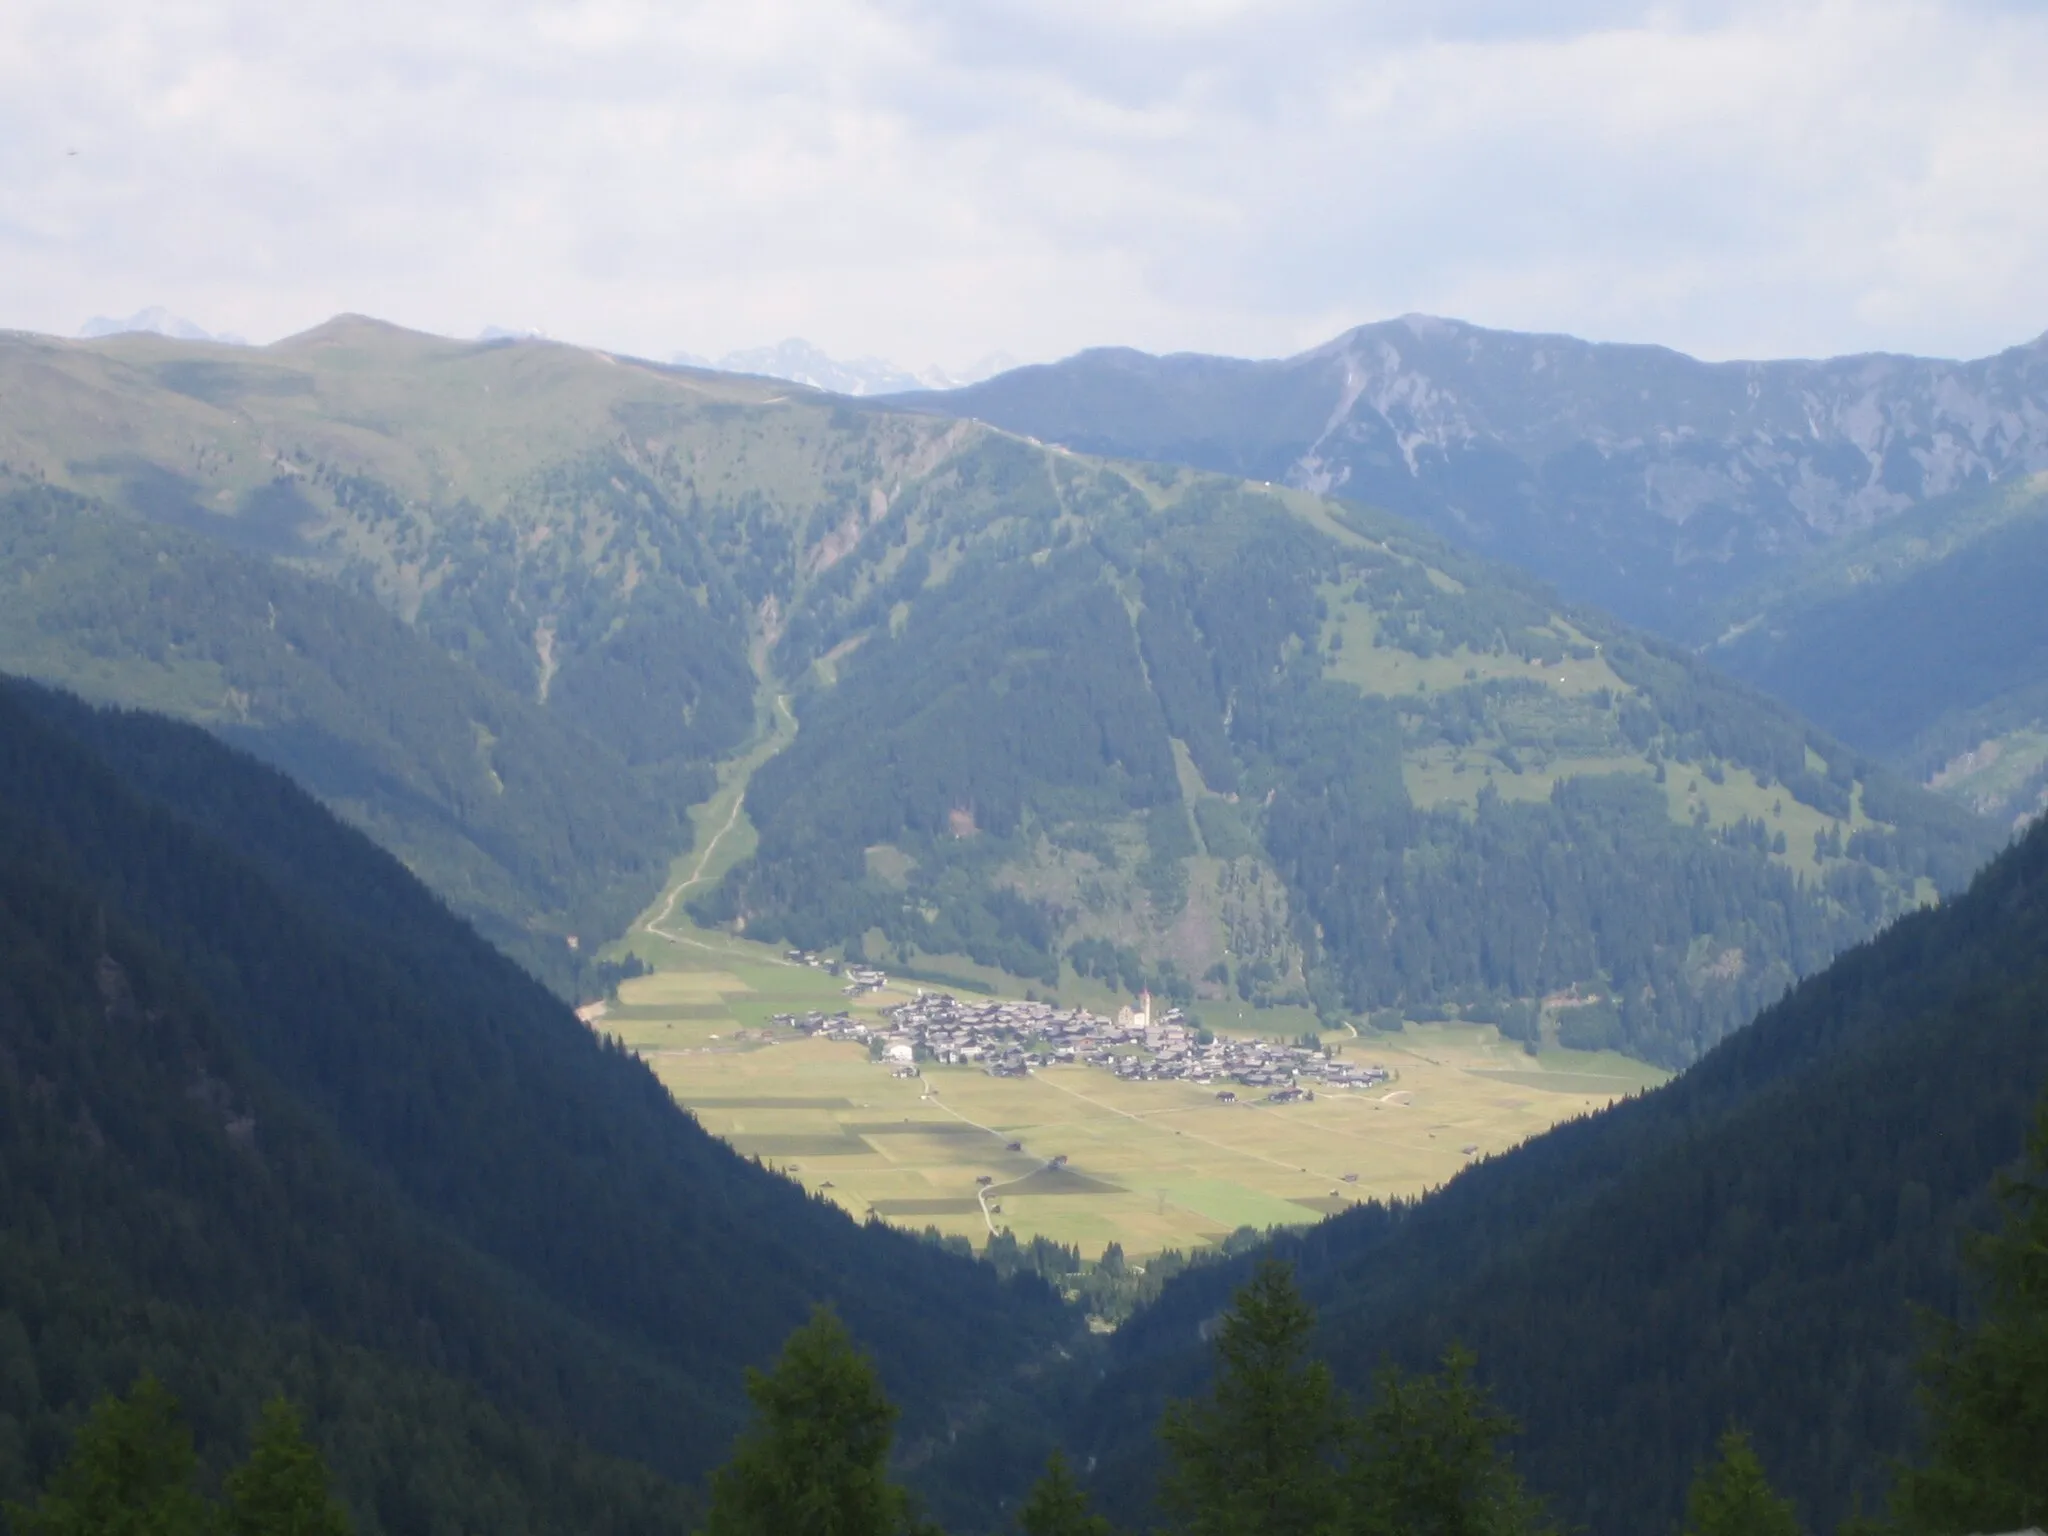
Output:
6 317 791 505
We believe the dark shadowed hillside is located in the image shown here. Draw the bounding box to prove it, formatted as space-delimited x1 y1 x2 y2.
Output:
961 812 2048 1535
1711 472 2048 827
0 482 698 993
0 677 1072 1527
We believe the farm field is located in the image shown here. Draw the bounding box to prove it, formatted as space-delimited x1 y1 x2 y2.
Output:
594 954 1667 1260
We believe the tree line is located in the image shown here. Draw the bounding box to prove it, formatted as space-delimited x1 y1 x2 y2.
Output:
0 678 1071 1528
7 1386 346 1536
27 1094 2045 1536
677 1081 2048 1536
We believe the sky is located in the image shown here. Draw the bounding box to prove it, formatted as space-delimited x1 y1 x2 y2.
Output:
3 0 2046 372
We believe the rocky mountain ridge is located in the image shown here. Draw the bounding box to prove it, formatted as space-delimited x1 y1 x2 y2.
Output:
896 315 2048 636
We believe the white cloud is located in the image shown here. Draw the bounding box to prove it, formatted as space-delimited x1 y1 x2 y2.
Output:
0 0 2042 368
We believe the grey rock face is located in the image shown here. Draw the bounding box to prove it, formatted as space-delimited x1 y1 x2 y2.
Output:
903 315 2048 638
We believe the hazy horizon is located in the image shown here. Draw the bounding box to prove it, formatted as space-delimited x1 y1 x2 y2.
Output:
39 303 2048 381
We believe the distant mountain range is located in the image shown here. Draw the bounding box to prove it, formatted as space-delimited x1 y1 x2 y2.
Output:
61 320 1016 395
78 305 248 346
891 316 2048 641
674 336 1018 396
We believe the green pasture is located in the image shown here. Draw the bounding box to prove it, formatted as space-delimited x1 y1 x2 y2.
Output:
1305 576 1896 885
1199 1000 1326 1039
1397 743 1878 890
1319 592 1628 702
1401 745 1645 812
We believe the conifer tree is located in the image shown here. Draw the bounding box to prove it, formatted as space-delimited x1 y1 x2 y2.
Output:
1158 1259 1345 1536
1016 1450 1114 1536
224 1399 350 1536
1885 1094 2048 1533
1341 1345 1553 1536
4 1375 214 1536
700 1305 916 1536
1678 1428 1801 1536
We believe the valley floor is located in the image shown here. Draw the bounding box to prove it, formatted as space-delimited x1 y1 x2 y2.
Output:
592 951 1663 1259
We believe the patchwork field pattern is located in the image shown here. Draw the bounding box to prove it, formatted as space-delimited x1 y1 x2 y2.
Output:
597 951 1667 1259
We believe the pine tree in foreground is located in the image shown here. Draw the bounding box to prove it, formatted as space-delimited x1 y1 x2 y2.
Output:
1883 1093 2048 1534
1158 1259 1346 1536
225 1398 351 1536
1016 1449 1115 1536
699 1305 920 1536
1341 1344 1555 1536
3 1375 215 1536
1677 1428 1802 1536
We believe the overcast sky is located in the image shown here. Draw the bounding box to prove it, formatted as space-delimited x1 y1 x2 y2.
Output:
4 0 2045 371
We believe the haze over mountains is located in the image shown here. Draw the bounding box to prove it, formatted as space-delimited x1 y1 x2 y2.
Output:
672 337 1019 397
77 306 249 347
1708 471 2048 826
903 315 2048 838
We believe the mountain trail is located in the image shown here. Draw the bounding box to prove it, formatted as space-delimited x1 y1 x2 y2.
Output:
643 691 797 959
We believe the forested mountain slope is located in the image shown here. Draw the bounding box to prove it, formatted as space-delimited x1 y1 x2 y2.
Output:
0 319 1997 1065
888 315 2048 640
1710 472 2048 827
0 481 690 993
0 318 1035 987
0 678 1071 1526
0 318 822 988
699 450 1992 1066
1016 812 2048 1536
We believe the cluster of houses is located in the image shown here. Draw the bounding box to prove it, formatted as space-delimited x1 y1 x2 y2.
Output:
770 989 1389 1099
783 951 889 995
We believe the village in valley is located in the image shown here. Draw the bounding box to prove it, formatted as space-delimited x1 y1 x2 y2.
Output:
773 960 1391 1100
612 943 1664 1261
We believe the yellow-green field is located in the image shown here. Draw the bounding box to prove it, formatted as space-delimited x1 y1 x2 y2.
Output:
593 956 1666 1261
